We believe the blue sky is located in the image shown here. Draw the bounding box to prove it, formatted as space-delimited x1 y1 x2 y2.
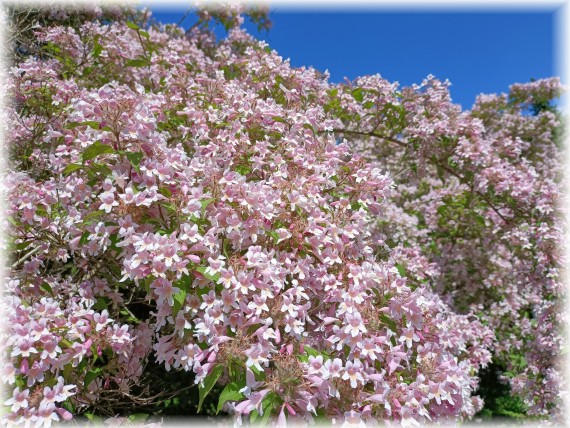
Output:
149 8 558 109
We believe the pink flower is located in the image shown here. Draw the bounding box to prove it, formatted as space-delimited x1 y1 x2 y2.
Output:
342 359 365 388
5 387 29 412
399 327 420 349
98 191 118 213
152 278 180 306
344 312 367 337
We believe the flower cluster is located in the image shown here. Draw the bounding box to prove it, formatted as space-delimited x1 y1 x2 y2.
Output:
2 4 564 426
331 73 565 418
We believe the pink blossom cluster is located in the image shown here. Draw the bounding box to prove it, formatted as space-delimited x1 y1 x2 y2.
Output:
3 5 564 426
1 275 143 426
332 73 565 417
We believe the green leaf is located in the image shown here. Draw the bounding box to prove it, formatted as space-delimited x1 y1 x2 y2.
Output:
303 123 316 134
395 263 407 278
15 241 31 251
246 364 267 383
82 141 114 163
128 413 149 422
126 58 150 67
436 164 445 182
379 313 398 333
62 163 83 176
79 231 90 246
256 392 277 425
87 163 112 177
62 400 75 414
235 164 252 176
266 230 279 244
260 406 274 425
217 382 244 414
474 214 486 227
303 346 320 357
92 35 103 58
93 43 102 58
93 297 108 311
271 116 289 124
352 88 364 102
198 364 224 413
82 210 105 225
126 151 144 167
139 30 150 39
350 201 363 211
172 288 187 317
85 413 103 423
77 359 89 373
40 282 54 296
159 187 172 198
66 120 102 130
60 339 73 350
201 198 216 214
158 202 177 215
177 276 192 293
126 21 140 30
195 266 220 283
84 368 103 388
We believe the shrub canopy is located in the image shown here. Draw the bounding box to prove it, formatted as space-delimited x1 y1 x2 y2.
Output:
2 4 565 426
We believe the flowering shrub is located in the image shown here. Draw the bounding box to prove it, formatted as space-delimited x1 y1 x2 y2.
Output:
2 4 564 426
329 74 566 418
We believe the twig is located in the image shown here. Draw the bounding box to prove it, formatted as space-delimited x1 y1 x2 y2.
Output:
177 8 193 27
329 127 513 225
327 128 408 149
11 245 42 269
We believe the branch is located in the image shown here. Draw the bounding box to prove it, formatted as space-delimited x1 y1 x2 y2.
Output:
329 127 513 225
11 245 42 270
327 128 408 149
435 162 512 224
177 8 193 27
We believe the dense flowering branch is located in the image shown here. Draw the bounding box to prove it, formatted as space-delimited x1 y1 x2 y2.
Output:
327 73 565 418
1 4 564 426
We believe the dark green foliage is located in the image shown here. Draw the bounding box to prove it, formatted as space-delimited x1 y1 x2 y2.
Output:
476 363 528 421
